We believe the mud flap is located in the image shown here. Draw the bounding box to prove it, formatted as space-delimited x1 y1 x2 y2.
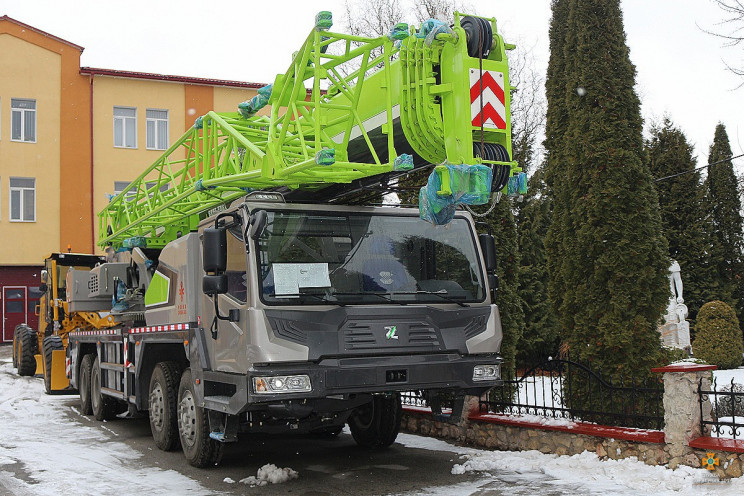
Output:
207 411 239 443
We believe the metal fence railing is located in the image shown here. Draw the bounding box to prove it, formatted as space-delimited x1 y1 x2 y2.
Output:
479 356 664 430
700 377 744 441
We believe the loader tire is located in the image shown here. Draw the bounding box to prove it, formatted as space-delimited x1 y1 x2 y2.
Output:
149 361 181 452
42 335 64 394
177 368 223 467
12 326 19 369
91 356 118 421
79 353 95 415
348 393 402 449
16 325 38 377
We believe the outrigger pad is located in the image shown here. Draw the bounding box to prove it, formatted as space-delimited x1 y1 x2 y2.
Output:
419 164 492 225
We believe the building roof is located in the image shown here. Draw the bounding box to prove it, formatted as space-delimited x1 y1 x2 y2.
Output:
0 15 84 51
80 67 267 89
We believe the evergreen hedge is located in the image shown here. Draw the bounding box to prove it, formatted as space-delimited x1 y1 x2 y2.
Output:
692 300 743 370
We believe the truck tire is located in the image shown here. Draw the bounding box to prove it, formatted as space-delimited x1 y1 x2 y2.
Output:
149 361 181 451
348 393 402 448
177 368 223 467
12 326 19 369
79 353 95 415
91 356 118 421
42 335 64 394
16 325 38 377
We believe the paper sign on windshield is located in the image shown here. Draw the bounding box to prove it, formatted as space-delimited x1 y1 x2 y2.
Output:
273 263 331 296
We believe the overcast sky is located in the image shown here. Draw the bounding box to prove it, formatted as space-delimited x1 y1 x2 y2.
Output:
2 0 742 175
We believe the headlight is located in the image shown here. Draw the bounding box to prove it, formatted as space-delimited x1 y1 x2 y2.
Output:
253 375 312 394
473 364 500 381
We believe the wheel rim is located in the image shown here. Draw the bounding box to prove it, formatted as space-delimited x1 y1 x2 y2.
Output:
178 390 197 447
150 383 165 431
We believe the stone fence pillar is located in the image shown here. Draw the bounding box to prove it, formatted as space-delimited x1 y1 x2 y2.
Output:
651 363 717 468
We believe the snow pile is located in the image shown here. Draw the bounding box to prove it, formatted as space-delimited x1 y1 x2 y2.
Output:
450 449 744 494
476 412 575 428
238 463 299 486
223 477 235 483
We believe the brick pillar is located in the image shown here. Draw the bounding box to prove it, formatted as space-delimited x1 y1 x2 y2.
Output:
652 363 717 468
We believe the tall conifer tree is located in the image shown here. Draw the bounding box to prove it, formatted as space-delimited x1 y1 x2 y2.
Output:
704 123 744 326
544 0 669 377
646 118 714 320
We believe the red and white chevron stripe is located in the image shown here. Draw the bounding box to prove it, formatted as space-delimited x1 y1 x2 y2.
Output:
129 323 190 334
470 69 506 130
69 329 121 337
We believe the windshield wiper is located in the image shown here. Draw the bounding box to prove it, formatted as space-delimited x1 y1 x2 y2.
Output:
392 290 470 307
330 292 408 305
272 293 345 306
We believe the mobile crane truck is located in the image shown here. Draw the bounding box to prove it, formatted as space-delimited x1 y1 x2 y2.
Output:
13 11 519 467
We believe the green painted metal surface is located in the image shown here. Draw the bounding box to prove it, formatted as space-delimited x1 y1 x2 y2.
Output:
98 12 517 250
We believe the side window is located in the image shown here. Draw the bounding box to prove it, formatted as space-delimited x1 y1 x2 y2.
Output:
9 177 36 222
11 98 36 142
146 109 169 150
225 227 248 303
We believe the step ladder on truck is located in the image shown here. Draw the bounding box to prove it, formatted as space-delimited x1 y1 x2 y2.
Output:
13 11 522 467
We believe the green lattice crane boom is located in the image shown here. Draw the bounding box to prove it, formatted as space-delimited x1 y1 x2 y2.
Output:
99 12 517 250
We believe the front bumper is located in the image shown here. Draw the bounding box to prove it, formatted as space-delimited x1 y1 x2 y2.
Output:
201 353 502 415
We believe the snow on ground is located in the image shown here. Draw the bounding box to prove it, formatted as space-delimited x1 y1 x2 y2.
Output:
396 433 744 495
0 355 219 496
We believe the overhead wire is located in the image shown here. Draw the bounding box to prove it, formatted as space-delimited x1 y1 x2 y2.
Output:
653 152 744 182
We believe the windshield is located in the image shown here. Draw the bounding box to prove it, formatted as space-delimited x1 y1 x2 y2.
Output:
256 210 485 305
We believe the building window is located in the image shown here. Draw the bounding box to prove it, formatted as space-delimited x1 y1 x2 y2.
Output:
11 99 36 143
146 109 169 150
114 180 168 201
10 177 35 222
113 106 137 148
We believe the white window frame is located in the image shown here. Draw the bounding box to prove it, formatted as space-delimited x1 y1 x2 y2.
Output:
146 108 169 151
113 106 137 149
114 180 168 201
10 98 37 143
9 177 36 222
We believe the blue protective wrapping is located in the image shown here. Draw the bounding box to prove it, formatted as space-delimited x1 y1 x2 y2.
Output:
507 172 528 197
238 84 272 119
315 148 336 165
419 164 493 225
393 153 414 171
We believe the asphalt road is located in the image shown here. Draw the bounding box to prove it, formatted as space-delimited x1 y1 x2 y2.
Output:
0 344 502 496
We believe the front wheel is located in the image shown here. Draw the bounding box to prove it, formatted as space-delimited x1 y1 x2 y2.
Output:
348 393 402 448
177 368 223 467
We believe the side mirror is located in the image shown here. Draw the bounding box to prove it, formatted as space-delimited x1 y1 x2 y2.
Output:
203 274 227 296
203 227 227 273
249 210 268 240
479 233 497 272
40 269 48 283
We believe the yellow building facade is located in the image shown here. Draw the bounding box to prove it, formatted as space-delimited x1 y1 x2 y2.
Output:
0 15 268 341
